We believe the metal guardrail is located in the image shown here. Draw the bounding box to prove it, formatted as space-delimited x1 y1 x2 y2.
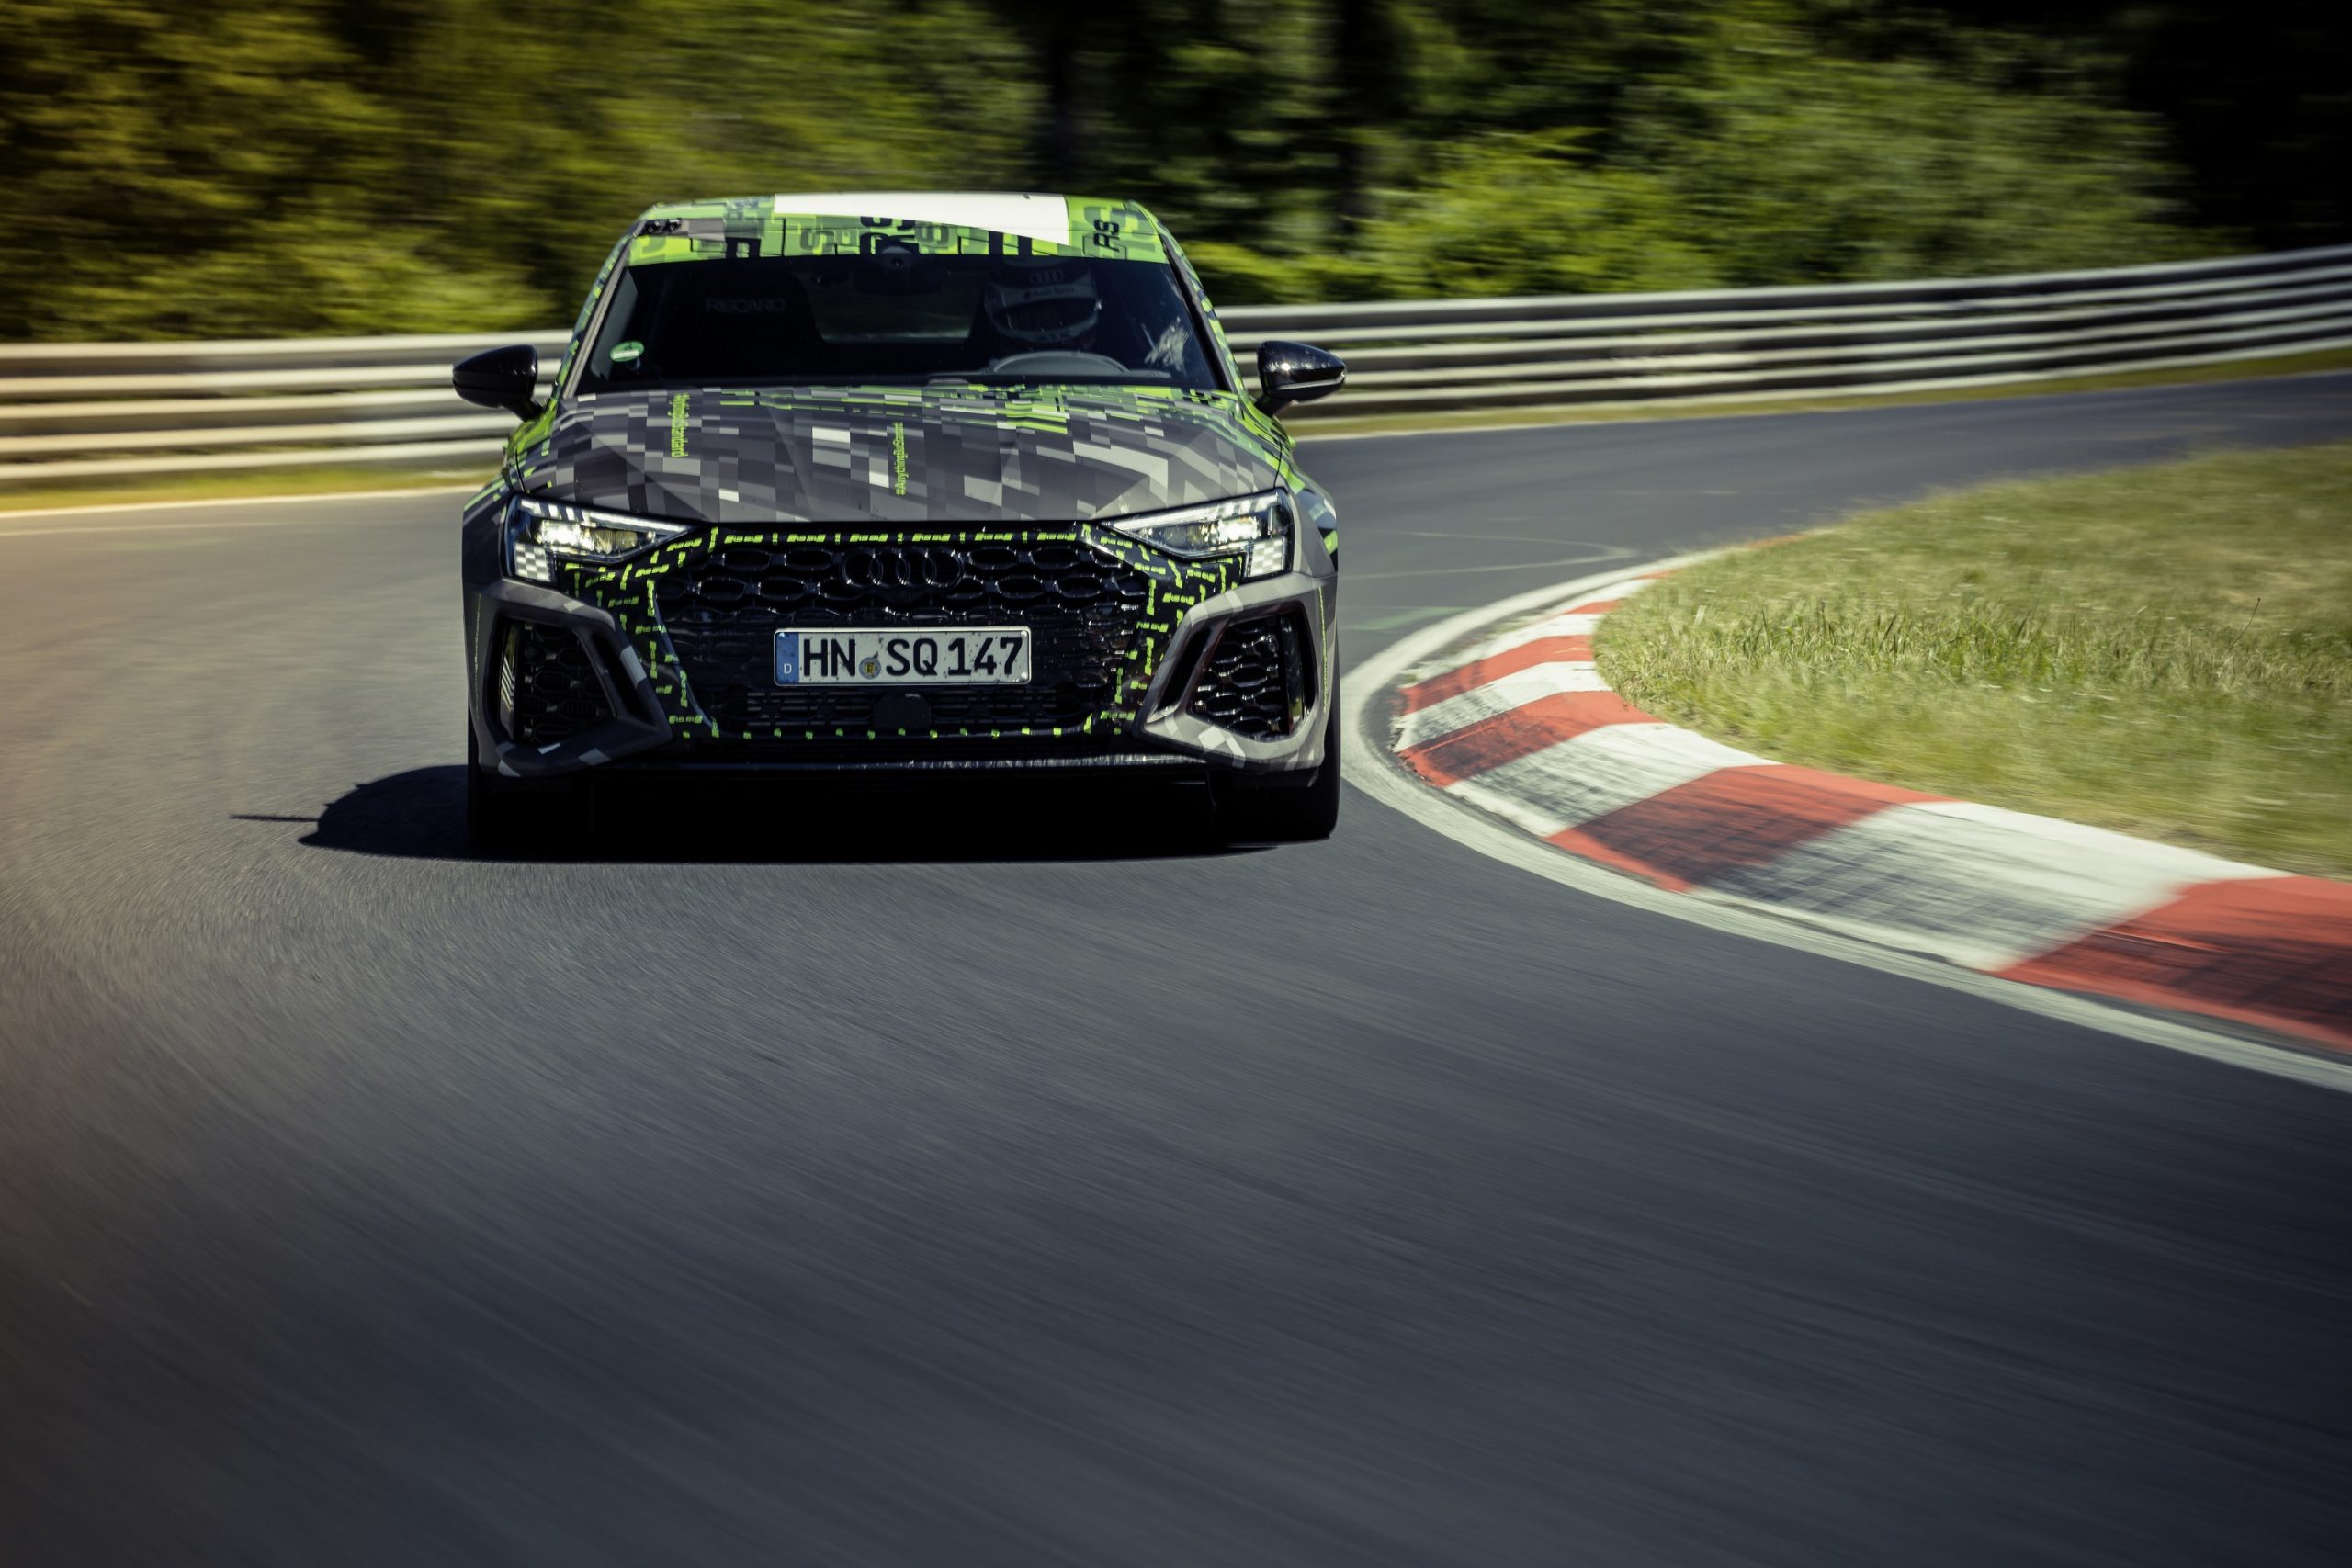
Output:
4 244 2348 485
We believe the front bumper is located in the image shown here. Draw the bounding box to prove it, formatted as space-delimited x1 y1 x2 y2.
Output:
463 520 1337 781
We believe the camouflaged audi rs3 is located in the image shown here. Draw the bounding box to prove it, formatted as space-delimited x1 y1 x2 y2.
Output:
454 193 1347 848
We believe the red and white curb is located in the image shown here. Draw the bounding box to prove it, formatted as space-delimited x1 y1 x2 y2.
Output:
1349 558 2352 1071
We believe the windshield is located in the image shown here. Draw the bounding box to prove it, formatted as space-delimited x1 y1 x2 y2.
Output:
574 249 1222 394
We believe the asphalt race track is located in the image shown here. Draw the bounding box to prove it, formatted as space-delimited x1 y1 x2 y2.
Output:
5 378 2351 1566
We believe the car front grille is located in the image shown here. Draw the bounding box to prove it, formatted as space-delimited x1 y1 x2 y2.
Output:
1188 608 1311 739
644 535 1158 742
499 619 613 745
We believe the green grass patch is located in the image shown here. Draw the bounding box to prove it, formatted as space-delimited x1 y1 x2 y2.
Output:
1596 440 2352 876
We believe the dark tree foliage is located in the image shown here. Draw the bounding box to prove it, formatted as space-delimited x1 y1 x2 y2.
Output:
0 0 2335 339
1933 0 2351 246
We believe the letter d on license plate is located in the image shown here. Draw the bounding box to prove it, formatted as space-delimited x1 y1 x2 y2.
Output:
775 626 1031 685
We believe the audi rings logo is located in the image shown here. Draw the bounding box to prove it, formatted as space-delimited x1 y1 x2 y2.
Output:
843 546 964 599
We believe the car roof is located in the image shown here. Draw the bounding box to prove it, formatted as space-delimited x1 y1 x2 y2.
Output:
630 193 1166 263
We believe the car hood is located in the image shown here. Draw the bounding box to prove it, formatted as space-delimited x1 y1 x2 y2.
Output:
510 384 1285 527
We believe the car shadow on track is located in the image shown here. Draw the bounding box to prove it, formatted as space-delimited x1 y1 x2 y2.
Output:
273 766 1258 863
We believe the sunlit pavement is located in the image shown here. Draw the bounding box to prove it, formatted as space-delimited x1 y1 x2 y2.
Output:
3 377 2349 1565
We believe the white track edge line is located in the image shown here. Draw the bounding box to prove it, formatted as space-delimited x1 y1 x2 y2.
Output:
1341 555 2352 1096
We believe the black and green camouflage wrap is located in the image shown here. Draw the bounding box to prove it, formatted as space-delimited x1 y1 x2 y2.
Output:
560 525 1242 744
465 192 1340 784
509 384 1287 528
622 196 1169 268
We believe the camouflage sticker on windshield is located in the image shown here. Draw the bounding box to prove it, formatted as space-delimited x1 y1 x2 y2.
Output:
625 196 1169 267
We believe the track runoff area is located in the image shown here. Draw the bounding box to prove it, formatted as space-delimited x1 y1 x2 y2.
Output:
1349 546 2352 1092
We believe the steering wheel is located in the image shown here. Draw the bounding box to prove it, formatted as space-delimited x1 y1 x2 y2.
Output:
986 351 1131 376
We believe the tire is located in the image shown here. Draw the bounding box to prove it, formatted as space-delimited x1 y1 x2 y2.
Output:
1210 679 1342 845
466 725 582 852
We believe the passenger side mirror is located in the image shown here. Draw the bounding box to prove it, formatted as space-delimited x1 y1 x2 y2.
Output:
1255 340 1347 417
453 344 544 421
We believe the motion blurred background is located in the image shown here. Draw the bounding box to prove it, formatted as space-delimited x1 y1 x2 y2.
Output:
3 0 2345 338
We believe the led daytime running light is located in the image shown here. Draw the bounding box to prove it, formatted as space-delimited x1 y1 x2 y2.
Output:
1107 491 1293 580
508 497 691 581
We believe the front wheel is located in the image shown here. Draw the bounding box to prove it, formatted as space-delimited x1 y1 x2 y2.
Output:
1209 681 1342 845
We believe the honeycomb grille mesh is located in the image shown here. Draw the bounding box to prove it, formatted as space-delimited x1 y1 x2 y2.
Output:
1187 610 1307 739
502 621 613 745
650 537 1154 739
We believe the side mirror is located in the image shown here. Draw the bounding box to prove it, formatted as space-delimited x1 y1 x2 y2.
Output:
1255 340 1347 417
453 344 543 421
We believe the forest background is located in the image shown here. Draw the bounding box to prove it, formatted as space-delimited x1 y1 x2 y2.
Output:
3 0 2343 339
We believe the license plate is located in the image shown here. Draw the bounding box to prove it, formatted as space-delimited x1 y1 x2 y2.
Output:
774 627 1031 686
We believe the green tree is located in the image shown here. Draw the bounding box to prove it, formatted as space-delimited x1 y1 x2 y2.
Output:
0 1 523 337
0 0 2306 339
1616 4 2204 283
1182 0 2206 301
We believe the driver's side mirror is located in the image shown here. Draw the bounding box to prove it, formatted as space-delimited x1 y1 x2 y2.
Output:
453 344 544 421
1255 340 1347 417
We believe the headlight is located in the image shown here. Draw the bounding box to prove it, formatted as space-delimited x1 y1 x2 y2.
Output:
1106 491 1292 580
506 497 692 581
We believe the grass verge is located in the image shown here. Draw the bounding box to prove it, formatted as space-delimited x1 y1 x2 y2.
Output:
1596 440 2352 877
